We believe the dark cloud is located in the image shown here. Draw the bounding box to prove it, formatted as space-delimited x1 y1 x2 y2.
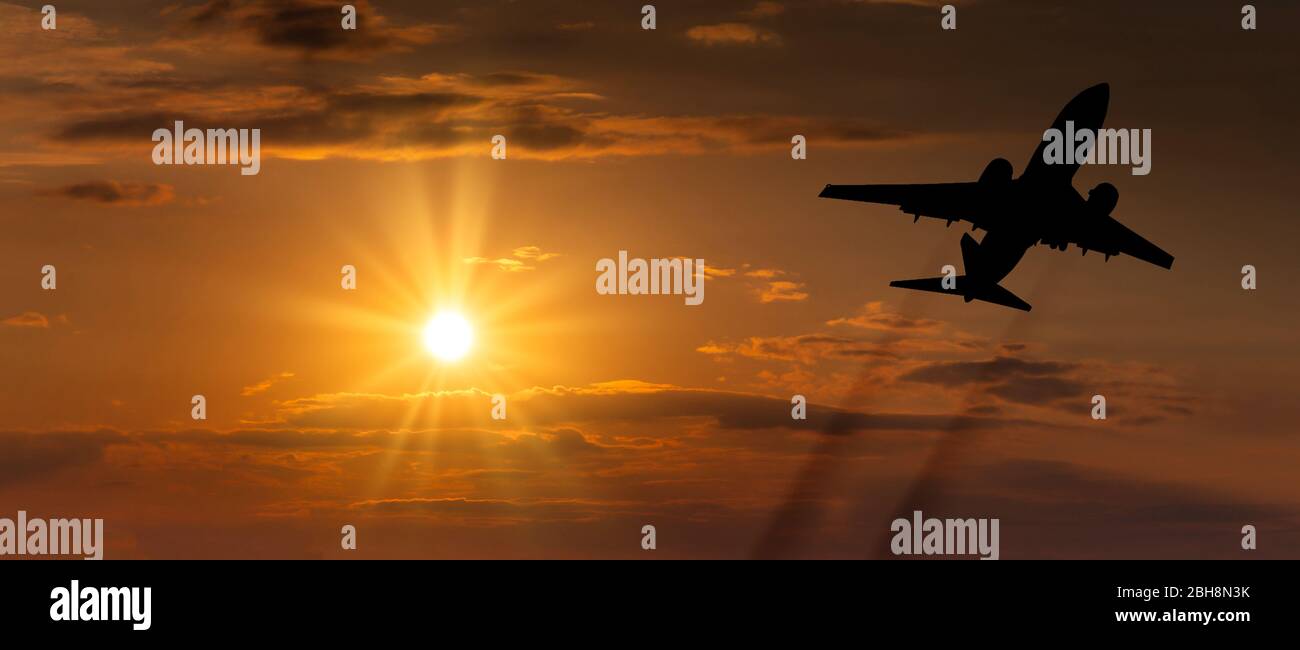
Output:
43 66 916 160
138 426 608 460
179 0 449 58
348 497 608 524
897 356 1093 409
54 112 183 142
52 89 482 148
38 180 175 206
0 76 80 95
329 91 481 115
896 355 1191 416
471 72 552 87
986 375 1087 405
899 356 1079 387
0 430 125 488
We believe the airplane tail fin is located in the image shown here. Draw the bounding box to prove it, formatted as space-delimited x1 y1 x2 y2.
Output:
888 276 1032 311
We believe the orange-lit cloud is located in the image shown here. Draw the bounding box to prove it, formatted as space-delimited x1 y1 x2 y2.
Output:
826 301 944 332
2 311 51 328
688 2 785 46
687 23 781 47
464 245 560 272
241 372 296 397
3 3 918 164
758 280 809 303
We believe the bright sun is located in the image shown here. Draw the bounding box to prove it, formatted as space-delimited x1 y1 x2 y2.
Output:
422 311 474 362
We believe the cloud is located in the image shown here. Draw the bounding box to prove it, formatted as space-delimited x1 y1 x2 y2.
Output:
54 98 909 163
690 301 1195 423
686 23 782 47
899 356 1079 387
241 372 295 396
827 301 944 332
702 334 900 365
758 280 809 303
896 354 1195 421
463 257 531 272
172 0 451 60
37 60 915 161
699 302 977 370
688 2 785 46
464 245 560 272
897 356 1092 407
743 2 786 19
0 3 173 86
702 263 813 302
0 430 125 489
2 311 50 328
37 180 175 206
987 375 1087 405
511 246 559 261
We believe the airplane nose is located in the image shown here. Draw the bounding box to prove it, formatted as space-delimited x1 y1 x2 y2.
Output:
1076 83 1109 109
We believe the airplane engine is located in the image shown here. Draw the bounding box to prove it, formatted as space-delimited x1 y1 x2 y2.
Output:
979 158 1013 185
1087 182 1119 217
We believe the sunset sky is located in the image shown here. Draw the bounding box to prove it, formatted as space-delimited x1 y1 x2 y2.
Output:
2 0 1299 558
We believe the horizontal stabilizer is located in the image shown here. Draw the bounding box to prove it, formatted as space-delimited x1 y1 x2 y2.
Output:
889 276 960 295
974 282 1033 311
889 276 1032 312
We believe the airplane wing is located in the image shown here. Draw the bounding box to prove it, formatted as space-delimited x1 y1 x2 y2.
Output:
818 182 997 230
1065 214 1174 269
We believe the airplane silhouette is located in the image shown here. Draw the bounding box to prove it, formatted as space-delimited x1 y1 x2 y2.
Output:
818 83 1173 311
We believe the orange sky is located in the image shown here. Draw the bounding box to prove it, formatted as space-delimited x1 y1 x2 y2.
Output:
2 0 1299 558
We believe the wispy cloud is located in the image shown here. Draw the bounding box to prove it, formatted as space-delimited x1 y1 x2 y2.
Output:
826 301 943 332
2 311 51 328
511 246 559 262
241 371 295 397
687 23 781 47
688 2 785 46
757 280 809 303
464 245 560 272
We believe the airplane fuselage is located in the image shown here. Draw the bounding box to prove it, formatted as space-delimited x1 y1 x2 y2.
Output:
967 228 1035 286
965 178 1083 286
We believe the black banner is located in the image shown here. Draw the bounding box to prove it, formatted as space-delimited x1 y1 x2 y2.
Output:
0 560 1286 639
